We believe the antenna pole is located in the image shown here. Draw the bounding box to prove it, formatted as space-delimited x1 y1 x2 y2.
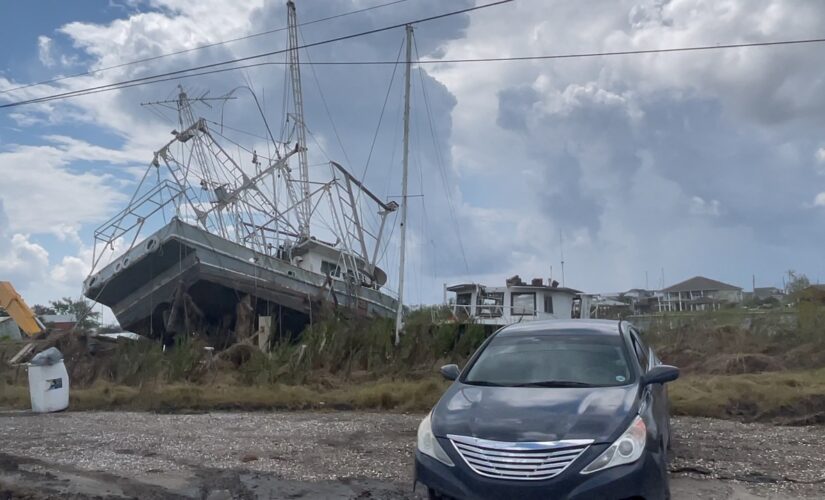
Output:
559 231 565 288
287 0 311 237
395 24 413 345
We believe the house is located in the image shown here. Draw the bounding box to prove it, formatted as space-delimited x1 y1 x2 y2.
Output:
445 275 588 327
39 314 77 331
659 276 743 312
590 297 631 319
753 287 785 301
621 288 659 314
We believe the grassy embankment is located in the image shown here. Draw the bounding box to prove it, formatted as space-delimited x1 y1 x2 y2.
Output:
2 305 825 423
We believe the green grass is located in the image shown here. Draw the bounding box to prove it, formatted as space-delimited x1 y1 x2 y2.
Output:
3 308 825 424
669 368 825 423
0 376 450 413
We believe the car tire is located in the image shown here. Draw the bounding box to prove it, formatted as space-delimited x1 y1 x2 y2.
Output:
427 488 441 500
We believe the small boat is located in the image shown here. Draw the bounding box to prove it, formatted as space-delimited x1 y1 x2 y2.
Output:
84 2 404 345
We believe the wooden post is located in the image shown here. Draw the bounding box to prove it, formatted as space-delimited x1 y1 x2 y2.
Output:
257 316 273 352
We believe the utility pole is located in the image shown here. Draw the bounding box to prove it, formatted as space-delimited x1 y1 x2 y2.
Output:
395 24 413 346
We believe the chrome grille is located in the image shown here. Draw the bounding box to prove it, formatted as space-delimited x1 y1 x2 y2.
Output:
448 434 592 481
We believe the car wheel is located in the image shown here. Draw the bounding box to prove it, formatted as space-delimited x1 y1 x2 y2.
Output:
427 488 442 500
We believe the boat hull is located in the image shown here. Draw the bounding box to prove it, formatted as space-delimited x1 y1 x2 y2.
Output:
84 219 398 338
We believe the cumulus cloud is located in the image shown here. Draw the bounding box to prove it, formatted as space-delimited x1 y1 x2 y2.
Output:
37 36 55 67
428 0 825 292
814 192 825 207
0 198 94 305
689 196 721 216
0 199 50 292
2 0 824 307
0 137 131 232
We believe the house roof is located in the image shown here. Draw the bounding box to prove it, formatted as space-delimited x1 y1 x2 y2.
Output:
40 314 77 324
662 276 742 293
446 283 581 294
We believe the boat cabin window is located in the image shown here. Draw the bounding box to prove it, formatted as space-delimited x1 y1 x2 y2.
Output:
511 292 536 316
544 294 554 314
456 293 472 307
477 291 504 317
455 292 473 318
321 260 341 278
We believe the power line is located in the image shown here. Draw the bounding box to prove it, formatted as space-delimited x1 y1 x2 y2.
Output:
4 30 822 110
149 35 825 66
0 0 514 110
0 0 411 97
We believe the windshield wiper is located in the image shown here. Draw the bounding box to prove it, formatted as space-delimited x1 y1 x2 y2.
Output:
511 380 597 388
464 380 506 387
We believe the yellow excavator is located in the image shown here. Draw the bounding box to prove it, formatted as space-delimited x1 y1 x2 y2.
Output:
0 281 45 337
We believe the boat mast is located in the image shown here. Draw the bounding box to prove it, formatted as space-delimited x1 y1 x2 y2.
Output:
395 24 413 345
287 0 311 238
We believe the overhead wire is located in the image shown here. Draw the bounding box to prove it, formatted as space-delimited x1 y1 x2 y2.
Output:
7 32 825 110
0 0 412 96
0 0 514 110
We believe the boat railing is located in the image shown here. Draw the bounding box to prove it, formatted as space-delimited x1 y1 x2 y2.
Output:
451 304 539 319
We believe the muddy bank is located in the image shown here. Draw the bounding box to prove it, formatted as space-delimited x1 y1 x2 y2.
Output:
1 411 824 499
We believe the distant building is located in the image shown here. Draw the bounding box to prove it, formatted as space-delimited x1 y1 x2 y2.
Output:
659 276 743 312
753 287 785 301
622 289 659 314
39 314 77 331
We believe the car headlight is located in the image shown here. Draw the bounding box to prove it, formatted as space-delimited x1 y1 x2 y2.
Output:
417 413 454 467
581 415 646 474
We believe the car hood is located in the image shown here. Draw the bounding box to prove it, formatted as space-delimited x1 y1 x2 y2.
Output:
431 383 638 443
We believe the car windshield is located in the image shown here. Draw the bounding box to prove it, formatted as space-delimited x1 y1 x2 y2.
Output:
463 332 632 387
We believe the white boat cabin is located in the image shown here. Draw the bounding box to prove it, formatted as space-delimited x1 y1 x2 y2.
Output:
445 276 591 327
287 238 388 289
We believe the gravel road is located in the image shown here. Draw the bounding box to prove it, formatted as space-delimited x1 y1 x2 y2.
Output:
1 411 823 499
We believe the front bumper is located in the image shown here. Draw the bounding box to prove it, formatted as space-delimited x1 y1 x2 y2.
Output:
415 439 667 500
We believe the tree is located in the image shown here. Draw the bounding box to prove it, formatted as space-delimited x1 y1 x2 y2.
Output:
49 297 100 331
32 304 56 315
785 271 811 298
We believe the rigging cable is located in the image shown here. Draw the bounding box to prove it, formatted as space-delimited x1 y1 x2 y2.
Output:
299 28 354 171
413 37 471 275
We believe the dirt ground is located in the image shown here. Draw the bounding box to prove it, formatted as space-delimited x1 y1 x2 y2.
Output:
0 411 823 499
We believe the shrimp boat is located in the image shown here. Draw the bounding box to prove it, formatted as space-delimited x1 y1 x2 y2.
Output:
83 2 407 344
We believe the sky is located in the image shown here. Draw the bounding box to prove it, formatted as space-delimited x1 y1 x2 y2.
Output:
1 0 824 321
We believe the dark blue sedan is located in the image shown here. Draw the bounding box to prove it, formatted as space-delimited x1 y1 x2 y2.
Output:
414 319 679 500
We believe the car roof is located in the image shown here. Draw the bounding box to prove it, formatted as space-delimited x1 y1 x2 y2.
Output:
497 319 624 337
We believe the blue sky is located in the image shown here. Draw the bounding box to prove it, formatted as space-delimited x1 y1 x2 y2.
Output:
1 0 825 320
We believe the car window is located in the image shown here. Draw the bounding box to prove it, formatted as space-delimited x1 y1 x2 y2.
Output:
463 332 633 387
630 331 649 372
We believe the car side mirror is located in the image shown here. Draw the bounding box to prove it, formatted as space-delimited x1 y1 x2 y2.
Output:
642 365 679 386
440 364 460 381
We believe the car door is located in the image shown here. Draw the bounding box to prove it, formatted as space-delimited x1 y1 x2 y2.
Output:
629 327 670 450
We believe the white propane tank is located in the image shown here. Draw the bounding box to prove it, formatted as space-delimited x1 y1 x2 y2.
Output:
28 349 70 413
